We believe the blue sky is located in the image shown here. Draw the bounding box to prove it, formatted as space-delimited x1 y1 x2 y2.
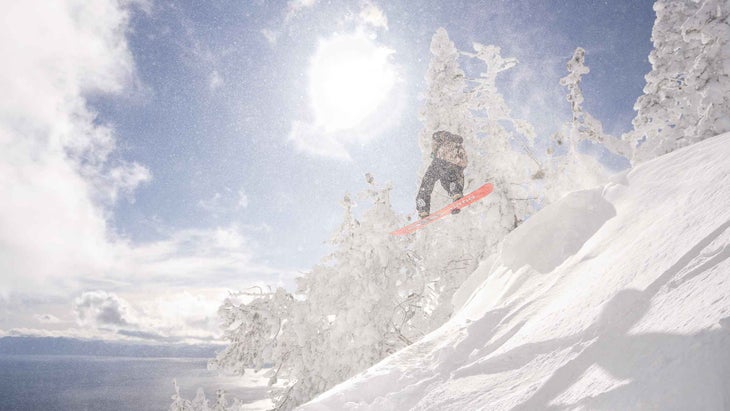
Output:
0 0 654 343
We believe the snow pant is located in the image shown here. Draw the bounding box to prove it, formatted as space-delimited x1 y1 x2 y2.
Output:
416 158 465 214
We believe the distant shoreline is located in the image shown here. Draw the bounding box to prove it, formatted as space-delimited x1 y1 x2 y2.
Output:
0 336 222 358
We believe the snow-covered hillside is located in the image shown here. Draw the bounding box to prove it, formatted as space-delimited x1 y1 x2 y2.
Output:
300 134 730 410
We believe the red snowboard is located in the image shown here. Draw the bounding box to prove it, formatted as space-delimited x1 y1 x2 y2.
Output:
391 183 494 236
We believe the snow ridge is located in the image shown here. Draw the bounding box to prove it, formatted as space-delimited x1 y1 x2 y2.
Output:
301 133 730 410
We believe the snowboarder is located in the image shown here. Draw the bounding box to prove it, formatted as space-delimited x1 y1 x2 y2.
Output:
416 130 468 218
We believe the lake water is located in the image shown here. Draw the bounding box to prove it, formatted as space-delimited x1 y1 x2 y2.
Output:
0 355 272 411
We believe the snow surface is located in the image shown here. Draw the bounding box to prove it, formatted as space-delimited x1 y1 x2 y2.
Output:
300 134 730 410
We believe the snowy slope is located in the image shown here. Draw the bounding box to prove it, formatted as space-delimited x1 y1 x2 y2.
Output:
300 134 730 411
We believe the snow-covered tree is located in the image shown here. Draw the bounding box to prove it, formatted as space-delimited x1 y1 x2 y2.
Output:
191 388 211 411
683 1 730 139
210 287 296 376
630 0 730 162
409 29 482 326
463 41 541 226
418 28 473 166
562 47 590 128
169 382 239 411
543 47 616 202
557 47 632 158
207 176 428 410
408 32 531 328
170 380 194 411
557 47 628 156
420 30 542 225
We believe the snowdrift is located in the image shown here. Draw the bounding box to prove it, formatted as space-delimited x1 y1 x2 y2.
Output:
300 134 730 410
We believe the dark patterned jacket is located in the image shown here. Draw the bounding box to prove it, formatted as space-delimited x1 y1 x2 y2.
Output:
432 131 468 168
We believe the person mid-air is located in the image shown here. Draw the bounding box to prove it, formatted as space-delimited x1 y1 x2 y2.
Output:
416 130 468 219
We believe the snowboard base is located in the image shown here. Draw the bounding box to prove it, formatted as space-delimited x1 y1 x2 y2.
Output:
391 183 494 236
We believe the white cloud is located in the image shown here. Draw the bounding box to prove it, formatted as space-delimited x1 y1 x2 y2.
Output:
285 0 318 23
34 314 61 324
238 190 249 209
0 2 303 344
261 28 280 46
112 225 290 287
197 188 250 214
136 289 228 340
209 70 224 91
359 1 389 30
170 8 228 95
198 192 225 213
75 290 137 328
0 0 150 294
0 220 296 340
288 121 352 160
71 289 212 341
261 0 317 47
5 284 263 343
69 288 242 342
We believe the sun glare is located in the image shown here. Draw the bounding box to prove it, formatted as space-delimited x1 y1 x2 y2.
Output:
308 33 396 132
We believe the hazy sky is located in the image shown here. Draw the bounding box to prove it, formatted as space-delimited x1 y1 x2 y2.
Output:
0 0 654 343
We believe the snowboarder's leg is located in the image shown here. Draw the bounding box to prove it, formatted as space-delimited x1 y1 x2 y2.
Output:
439 164 464 215
416 160 442 217
440 163 465 201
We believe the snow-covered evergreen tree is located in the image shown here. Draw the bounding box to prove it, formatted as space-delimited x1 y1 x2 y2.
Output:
682 0 730 140
169 383 241 411
170 380 194 411
630 0 730 162
418 28 473 166
191 388 211 411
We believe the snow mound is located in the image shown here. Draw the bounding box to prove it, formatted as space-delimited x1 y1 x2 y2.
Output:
501 188 616 273
300 134 730 410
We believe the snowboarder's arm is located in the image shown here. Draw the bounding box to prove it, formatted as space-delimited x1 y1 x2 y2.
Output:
431 132 445 158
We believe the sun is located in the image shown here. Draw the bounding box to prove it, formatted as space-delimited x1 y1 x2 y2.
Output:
308 33 396 132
